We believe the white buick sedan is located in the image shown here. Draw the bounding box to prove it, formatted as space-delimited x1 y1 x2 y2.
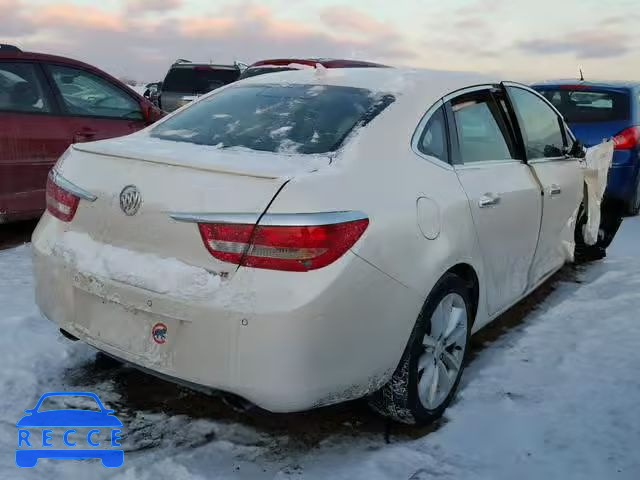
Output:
33 68 590 425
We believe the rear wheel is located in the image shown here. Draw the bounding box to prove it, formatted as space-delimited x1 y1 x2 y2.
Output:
368 274 472 425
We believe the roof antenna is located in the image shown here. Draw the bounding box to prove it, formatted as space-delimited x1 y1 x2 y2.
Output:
579 68 585 82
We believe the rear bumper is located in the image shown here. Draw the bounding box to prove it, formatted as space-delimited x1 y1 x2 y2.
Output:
33 215 421 412
607 155 639 204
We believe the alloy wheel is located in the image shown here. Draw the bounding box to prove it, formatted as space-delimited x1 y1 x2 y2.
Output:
417 293 468 410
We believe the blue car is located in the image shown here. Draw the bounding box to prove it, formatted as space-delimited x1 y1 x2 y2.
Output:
16 391 123 468
532 81 640 215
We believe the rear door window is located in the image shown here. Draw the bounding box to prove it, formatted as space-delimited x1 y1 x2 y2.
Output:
47 64 143 120
537 88 630 123
151 84 395 154
162 67 240 94
450 90 517 164
0 62 52 114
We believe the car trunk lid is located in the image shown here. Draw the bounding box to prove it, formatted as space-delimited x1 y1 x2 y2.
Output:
53 137 328 282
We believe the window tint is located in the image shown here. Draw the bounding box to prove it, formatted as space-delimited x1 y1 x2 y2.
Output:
238 67 297 80
151 84 395 155
507 87 565 158
418 106 448 162
537 88 630 123
48 65 142 120
162 67 240 94
451 90 516 163
0 62 51 113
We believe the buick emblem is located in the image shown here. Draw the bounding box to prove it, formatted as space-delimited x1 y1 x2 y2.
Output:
119 185 142 216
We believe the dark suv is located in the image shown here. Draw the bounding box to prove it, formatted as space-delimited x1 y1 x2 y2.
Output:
0 45 162 223
158 61 242 112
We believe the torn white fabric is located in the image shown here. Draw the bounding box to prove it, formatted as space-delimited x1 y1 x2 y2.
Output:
582 140 615 245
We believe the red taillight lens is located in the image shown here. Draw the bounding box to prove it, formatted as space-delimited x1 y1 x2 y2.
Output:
46 173 80 222
613 126 640 150
198 219 369 272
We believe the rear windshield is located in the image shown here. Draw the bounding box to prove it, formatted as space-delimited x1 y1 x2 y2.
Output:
162 66 240 94
239 67 301 80
537 89 630 123
151 84 395 154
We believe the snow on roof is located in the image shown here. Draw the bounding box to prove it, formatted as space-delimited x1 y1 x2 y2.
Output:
238 67 495 102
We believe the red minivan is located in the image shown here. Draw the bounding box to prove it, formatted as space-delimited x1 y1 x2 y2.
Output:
0 45 162 223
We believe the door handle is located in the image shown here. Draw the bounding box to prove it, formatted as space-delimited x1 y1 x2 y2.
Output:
478 193 501 208
73 128 97 143
550 184 562 196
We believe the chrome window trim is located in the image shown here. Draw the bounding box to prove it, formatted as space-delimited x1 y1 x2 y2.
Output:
51 169 97 202
170 211 368 226
454 159 525 170
528 156 575 164
441 83 497 104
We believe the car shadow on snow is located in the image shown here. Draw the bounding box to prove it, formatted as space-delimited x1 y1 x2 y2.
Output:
0 219 38 251
60 264 585 460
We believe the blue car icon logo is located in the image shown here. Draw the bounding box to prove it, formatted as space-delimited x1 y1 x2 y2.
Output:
16 391 123 468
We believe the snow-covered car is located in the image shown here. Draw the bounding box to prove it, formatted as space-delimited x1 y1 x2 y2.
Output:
33 68 593 425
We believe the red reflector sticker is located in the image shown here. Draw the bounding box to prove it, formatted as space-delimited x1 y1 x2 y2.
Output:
151 322 168 345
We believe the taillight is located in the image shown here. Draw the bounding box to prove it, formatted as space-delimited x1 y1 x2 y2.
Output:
613 126 640 150
46 173 80 222
198 218 369 272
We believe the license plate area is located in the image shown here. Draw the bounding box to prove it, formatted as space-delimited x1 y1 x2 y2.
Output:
73 288 178 368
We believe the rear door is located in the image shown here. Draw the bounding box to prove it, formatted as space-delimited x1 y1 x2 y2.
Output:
504 84 583 283
447 86 542 315
43 63 146 144
0 60 68 220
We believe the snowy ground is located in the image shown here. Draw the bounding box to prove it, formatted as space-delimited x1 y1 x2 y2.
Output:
1 219 640 479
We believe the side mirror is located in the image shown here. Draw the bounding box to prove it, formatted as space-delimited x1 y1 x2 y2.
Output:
567 139 586 159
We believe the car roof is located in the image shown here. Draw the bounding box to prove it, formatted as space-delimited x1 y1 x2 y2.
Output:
0 49 146 100
237 67 496 102
532 79 640 90
247 58 390 69
1 50 104 72
169 62 239 70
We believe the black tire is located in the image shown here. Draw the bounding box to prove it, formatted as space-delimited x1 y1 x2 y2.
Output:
368 273 473 425
574 198 623 263
627 178 640 216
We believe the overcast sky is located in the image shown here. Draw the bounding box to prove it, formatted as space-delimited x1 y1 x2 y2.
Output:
3 0 638 82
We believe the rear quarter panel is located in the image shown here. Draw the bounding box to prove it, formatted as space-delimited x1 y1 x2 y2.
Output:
264 97 487 379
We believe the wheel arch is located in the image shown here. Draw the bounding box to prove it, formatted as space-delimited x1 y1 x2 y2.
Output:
444 263 480 325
